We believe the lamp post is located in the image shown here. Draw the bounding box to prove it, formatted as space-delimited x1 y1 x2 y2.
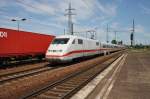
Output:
11 18 26 31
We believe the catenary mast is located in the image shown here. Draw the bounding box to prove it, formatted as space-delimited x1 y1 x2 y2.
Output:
131 19 135 46
65 3 75 35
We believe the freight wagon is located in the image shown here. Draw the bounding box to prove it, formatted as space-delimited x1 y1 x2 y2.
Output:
0 28 55 65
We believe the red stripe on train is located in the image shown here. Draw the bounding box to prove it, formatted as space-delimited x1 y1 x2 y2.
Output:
46 48 111 57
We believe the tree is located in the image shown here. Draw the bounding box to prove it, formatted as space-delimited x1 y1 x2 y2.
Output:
111 40 117 44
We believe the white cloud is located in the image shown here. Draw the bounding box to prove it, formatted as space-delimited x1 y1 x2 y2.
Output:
110 22 120 30
0 0 10 7
0 0 120 42
140 5 150 15
96 1 117 16
81 0 118 20
135 24 145 33
16 0 56 16
1 0 119 30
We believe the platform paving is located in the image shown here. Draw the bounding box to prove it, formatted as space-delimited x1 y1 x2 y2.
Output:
106 50 150 99
71 50 150 99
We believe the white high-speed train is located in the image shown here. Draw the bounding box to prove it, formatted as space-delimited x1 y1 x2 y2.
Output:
46 35 124 63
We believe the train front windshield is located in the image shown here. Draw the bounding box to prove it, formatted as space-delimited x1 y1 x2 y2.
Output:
52 38 70 44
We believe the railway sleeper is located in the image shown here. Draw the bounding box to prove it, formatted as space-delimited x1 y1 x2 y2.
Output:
55 86 74 90
44 90 63 96
60 83 79 87
37 94 60 99
70 76 90 80
63 80 83 85
68 79 87 84
42 90 66 98
58 81 74 85
58 84 75 88
51 88 69 93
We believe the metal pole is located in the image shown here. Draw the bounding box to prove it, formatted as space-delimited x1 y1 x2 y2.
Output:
65 3 76 35
68 3 72 35
133 19 135 45
86 32 87 38
115 31 116 41
11 18 26 31
17 20 19 31
131 19 135 46
64 29 65 35
106 24 109 43
71 23 74 35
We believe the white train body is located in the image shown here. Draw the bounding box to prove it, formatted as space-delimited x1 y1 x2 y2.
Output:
46 35 124 62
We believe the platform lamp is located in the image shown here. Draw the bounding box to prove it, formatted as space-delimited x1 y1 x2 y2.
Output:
11 18 26 31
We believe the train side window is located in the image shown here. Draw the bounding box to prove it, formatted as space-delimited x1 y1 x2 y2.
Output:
78 39 83 44
103 45 106 48
72 39 75 44
96 42 99 46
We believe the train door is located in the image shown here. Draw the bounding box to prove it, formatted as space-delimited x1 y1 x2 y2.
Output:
100 42 102 54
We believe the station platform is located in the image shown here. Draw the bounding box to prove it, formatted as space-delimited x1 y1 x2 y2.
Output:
106 50 150 99
71 50 150 99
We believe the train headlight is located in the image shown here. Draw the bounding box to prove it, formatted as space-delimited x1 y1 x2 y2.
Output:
48 50 62 52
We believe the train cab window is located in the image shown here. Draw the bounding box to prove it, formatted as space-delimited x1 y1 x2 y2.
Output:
78 39 83 44
52 38 69 44
72 39 75 44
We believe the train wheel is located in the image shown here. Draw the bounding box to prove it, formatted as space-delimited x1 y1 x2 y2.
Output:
3 60 9 65
0 61 3 66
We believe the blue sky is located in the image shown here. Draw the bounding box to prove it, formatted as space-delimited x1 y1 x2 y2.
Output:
0 0 150 45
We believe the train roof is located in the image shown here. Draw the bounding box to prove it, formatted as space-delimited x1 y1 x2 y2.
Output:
0 27 54 36
100 42 122 46
56 35 99 41
55 35 124 47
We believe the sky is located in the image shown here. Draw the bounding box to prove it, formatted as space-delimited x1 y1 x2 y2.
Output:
0 0 150 45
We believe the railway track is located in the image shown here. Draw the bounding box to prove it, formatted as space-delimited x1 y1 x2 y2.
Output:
0 66 56 84
23 54 121 99
0 55 105 85
0 58 46 68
